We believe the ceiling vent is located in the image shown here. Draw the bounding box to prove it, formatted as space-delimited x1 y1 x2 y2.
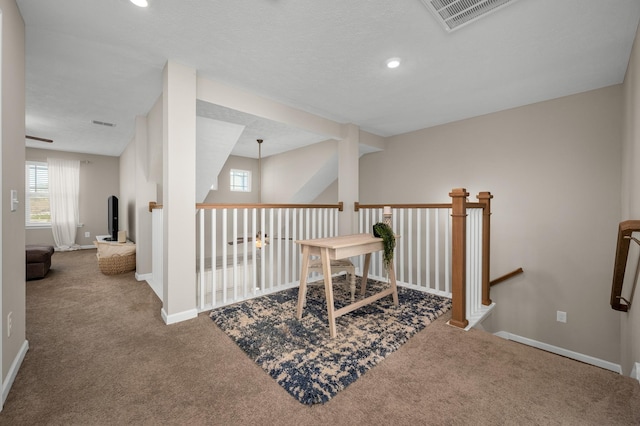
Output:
421 0 521 32
92 120 116 127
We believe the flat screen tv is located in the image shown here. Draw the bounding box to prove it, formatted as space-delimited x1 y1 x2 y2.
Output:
106 195 118 241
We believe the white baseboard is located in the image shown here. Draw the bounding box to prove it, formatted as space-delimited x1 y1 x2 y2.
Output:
161 308 198 325
145 279 162 301
79 244 96 250
631 362 640 383
494 331 622 374
135 272 151 282
1 340 29 411
465 302 496 331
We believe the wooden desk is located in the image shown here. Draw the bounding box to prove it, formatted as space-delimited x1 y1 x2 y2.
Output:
296 233 398 338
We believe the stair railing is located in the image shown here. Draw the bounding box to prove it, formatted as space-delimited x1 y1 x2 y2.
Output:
610 220 640 312
356 188 494 329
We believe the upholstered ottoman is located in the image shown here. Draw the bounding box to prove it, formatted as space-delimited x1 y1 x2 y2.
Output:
26 245 54 280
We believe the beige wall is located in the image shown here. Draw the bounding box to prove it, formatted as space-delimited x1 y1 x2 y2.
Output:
621 23 640 376
119 140 136 241
117 114 158 276
360 85 623 364
134 115 157 275
1 0 26 401
313 180 338 204
25 148 119 247
147 95 163 201
134 97 163 276
203 155 259 204
262 140 338 203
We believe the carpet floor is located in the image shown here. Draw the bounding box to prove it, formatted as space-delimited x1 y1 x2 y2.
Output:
0 249 638 425
210 277 451 404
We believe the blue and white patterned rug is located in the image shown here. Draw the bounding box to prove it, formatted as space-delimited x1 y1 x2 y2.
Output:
209 276 451 405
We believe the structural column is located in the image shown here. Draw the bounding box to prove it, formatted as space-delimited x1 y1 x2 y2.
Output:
161 61 197 324
134 115 156 278
338 124 359 235
449 188 469 329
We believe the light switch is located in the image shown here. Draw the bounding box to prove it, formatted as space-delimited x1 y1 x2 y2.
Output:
10 190 18 212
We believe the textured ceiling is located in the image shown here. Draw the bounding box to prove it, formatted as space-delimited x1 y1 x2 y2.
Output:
196 101 332 158
18 0 640 158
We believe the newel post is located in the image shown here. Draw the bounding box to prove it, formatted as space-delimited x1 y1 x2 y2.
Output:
477 192 493 306
449 188 469 329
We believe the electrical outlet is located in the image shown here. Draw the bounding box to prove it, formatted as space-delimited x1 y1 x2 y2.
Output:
84 231 90 238
556 311 567 323
7 312 12 337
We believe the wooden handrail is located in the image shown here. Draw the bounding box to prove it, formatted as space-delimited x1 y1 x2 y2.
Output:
354 201 487 211
148 201 163 212
610 220 640 312
196 202 343 211
355 202 452 211
151 201 343 212
490 268 524 287
357 191 493 329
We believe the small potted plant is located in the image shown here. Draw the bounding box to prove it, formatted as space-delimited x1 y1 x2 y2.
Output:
373 222 396 273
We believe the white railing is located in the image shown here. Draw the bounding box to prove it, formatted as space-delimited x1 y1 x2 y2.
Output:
195 204 342 312
149 189 493 329
465 207 493 328
356 197 493 330
356 205 453 298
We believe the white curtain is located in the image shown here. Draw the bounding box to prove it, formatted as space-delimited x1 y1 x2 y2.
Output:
48 158 80 251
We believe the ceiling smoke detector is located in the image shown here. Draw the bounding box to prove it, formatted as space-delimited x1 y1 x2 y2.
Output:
421 0 521 32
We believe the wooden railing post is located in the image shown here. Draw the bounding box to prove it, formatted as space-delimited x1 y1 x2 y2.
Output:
449 188 469 329
477 192 493 306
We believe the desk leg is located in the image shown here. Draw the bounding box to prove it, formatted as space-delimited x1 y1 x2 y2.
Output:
296 245 310 320
321 248 337 338
388 262 399 306
360 253 371 296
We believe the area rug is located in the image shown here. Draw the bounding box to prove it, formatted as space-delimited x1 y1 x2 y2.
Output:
209 276 451 405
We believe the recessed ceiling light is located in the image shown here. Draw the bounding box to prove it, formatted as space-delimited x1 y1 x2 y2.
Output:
386 58 401 69
130 0 148 7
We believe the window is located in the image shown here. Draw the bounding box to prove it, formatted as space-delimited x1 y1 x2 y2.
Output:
230 169 251 192
25 161 51 226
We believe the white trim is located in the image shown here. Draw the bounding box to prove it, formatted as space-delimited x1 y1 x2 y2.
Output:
25 223 85 230
161 308 198 325
146 278 162 301
1 340 28 410
135 272 151 282
465 302 495 331
494 331 622 374
25 224 51 229
631 362 640 383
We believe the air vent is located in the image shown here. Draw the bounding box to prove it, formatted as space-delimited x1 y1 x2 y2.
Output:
92 120 116 127
422 0 520 32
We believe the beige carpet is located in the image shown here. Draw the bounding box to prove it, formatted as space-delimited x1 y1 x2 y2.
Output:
1 249 638 425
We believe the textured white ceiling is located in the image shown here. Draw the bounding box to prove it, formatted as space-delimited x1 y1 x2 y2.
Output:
196 101 331 158
18 0 640 157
